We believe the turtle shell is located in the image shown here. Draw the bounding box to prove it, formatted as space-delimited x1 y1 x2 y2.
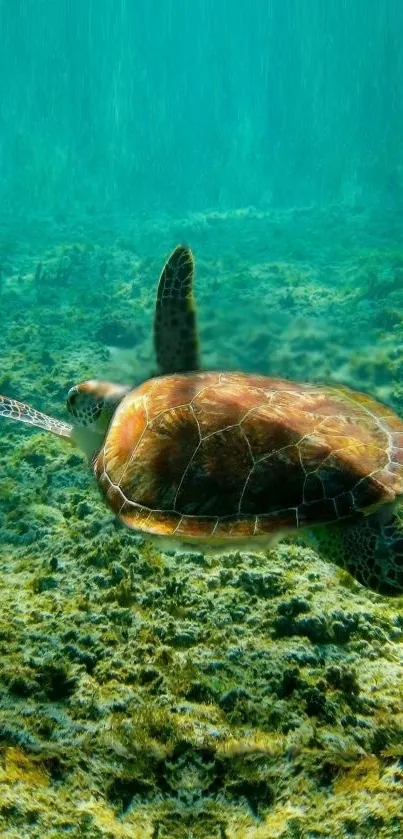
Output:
94 372 403 543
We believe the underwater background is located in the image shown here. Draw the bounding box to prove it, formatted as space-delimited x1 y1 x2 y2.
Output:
0 1 403 837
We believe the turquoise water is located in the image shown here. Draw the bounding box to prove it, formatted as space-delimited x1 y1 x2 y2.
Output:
1 0 402 216
1 3 403 838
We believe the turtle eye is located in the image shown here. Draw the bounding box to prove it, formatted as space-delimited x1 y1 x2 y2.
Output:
67 386 80 414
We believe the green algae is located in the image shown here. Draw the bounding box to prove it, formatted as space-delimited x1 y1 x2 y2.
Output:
0 207 403 836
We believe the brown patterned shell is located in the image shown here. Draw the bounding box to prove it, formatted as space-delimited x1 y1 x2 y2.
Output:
94 372 403 543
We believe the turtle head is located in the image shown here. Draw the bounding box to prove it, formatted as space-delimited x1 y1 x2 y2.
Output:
67 380 130 458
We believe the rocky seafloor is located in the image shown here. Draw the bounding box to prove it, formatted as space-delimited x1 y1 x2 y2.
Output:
0 205 402 838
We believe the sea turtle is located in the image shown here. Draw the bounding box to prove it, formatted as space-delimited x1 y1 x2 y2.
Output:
1 259 403 596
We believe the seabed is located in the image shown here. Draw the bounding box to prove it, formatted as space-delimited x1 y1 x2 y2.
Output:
0 206 402 838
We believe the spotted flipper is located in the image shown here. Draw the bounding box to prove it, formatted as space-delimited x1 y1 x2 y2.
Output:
309 506 403 595
154 245 200 375
0 395 73 439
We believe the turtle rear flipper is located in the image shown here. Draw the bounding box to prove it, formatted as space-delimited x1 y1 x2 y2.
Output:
154 245 200 375
0 395 73 439
310 507 403 595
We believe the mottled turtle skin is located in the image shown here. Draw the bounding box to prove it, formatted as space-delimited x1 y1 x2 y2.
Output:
94 371 403 543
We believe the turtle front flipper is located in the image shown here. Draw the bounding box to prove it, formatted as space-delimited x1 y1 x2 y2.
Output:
154 245 200 375
0 395 73 439
309 506 403 595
